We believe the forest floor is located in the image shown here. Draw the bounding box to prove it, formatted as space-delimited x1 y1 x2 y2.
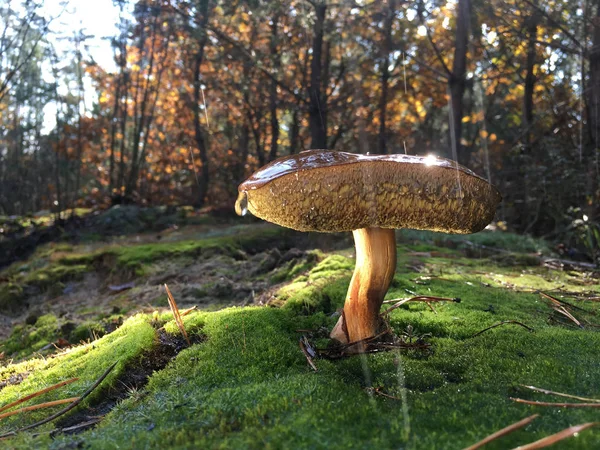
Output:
0 206 599 449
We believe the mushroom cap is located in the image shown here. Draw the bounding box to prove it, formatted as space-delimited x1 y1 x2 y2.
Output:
235 150 502 233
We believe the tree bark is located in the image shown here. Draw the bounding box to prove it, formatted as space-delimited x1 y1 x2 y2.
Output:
191 0 211 208
523 7 539 151
268 14 281 162
378 0 395 155
590 1 600 150
449 0 470 165
309 2 327 149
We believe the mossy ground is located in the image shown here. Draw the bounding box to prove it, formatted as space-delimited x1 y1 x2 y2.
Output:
1 217 599 449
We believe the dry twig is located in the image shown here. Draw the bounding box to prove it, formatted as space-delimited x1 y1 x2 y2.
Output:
513 422 599 449
519 385 600 403
471 320 535 338
382 295 460 315
164 284 191 346
299 338 318 372
510 398 600 408
464 414 539 450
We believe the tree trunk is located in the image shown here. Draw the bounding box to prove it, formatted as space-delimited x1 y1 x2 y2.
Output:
268 14 281 162
191 0 211 208
590 1 600 150
378 0 395 155
290 109 300 154
523 7 539 151
309 2 327 149
449 0 470 165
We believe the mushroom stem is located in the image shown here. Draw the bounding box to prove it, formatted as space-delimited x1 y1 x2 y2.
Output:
330 227 397 344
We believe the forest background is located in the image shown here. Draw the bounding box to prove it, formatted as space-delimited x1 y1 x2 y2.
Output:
1 0 599 262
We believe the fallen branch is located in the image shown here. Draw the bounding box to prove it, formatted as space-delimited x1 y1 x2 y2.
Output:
519 385 600 403
0 377 79 414
0 360 118 440
510 398 600 408
471 321 535 338
0 397 79 420
464 414 539 450
164 284 191 346
513 422 599 449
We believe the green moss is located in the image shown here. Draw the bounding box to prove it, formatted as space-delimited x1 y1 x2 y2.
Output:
23 264 88 288
28 296 599 450
0 282 24 314
1 227 599 448
276 255 354 314
0 314 157 435
69 321 109 343
1 314 59 357
399 229 552 255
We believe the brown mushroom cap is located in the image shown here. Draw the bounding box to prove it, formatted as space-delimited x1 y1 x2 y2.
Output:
236 150 502 233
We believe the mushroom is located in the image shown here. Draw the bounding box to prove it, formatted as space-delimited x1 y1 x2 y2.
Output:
235 150 501 346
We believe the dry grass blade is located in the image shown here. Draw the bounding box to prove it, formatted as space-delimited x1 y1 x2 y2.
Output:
539 292 584 328
0 360 118 440
512 422 599 449
382 295 460 315
181 305 197 317
463 414 539 450
552 305 583 328
0 397 79 420
0 377 79 414
539 292 593 314
519 385 600 403
510 398 600 408
164 284 191 346
299 338 318 372
471 320 535 338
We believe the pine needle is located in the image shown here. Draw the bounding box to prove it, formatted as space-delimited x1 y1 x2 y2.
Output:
164 284 191 346
0 377 79 414
519 385 600 403
513 422 599 449
0 360 118 439
464 414 539 450
0 397 79 420
510 398 600 408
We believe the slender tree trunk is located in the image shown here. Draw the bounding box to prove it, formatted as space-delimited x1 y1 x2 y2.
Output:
191 0 211 208
108 57 123 196
116 74 128 203
290 109 299 154
378 0 395 155
268 14 281 162
309 2 327 149
523 7 539 151
449 0 470 165
587 0 600 223
590 0 600 150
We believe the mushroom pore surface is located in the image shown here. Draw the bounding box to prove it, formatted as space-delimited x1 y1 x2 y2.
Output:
236 150 501 233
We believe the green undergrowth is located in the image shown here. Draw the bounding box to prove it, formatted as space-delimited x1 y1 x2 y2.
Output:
1 228 599 448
